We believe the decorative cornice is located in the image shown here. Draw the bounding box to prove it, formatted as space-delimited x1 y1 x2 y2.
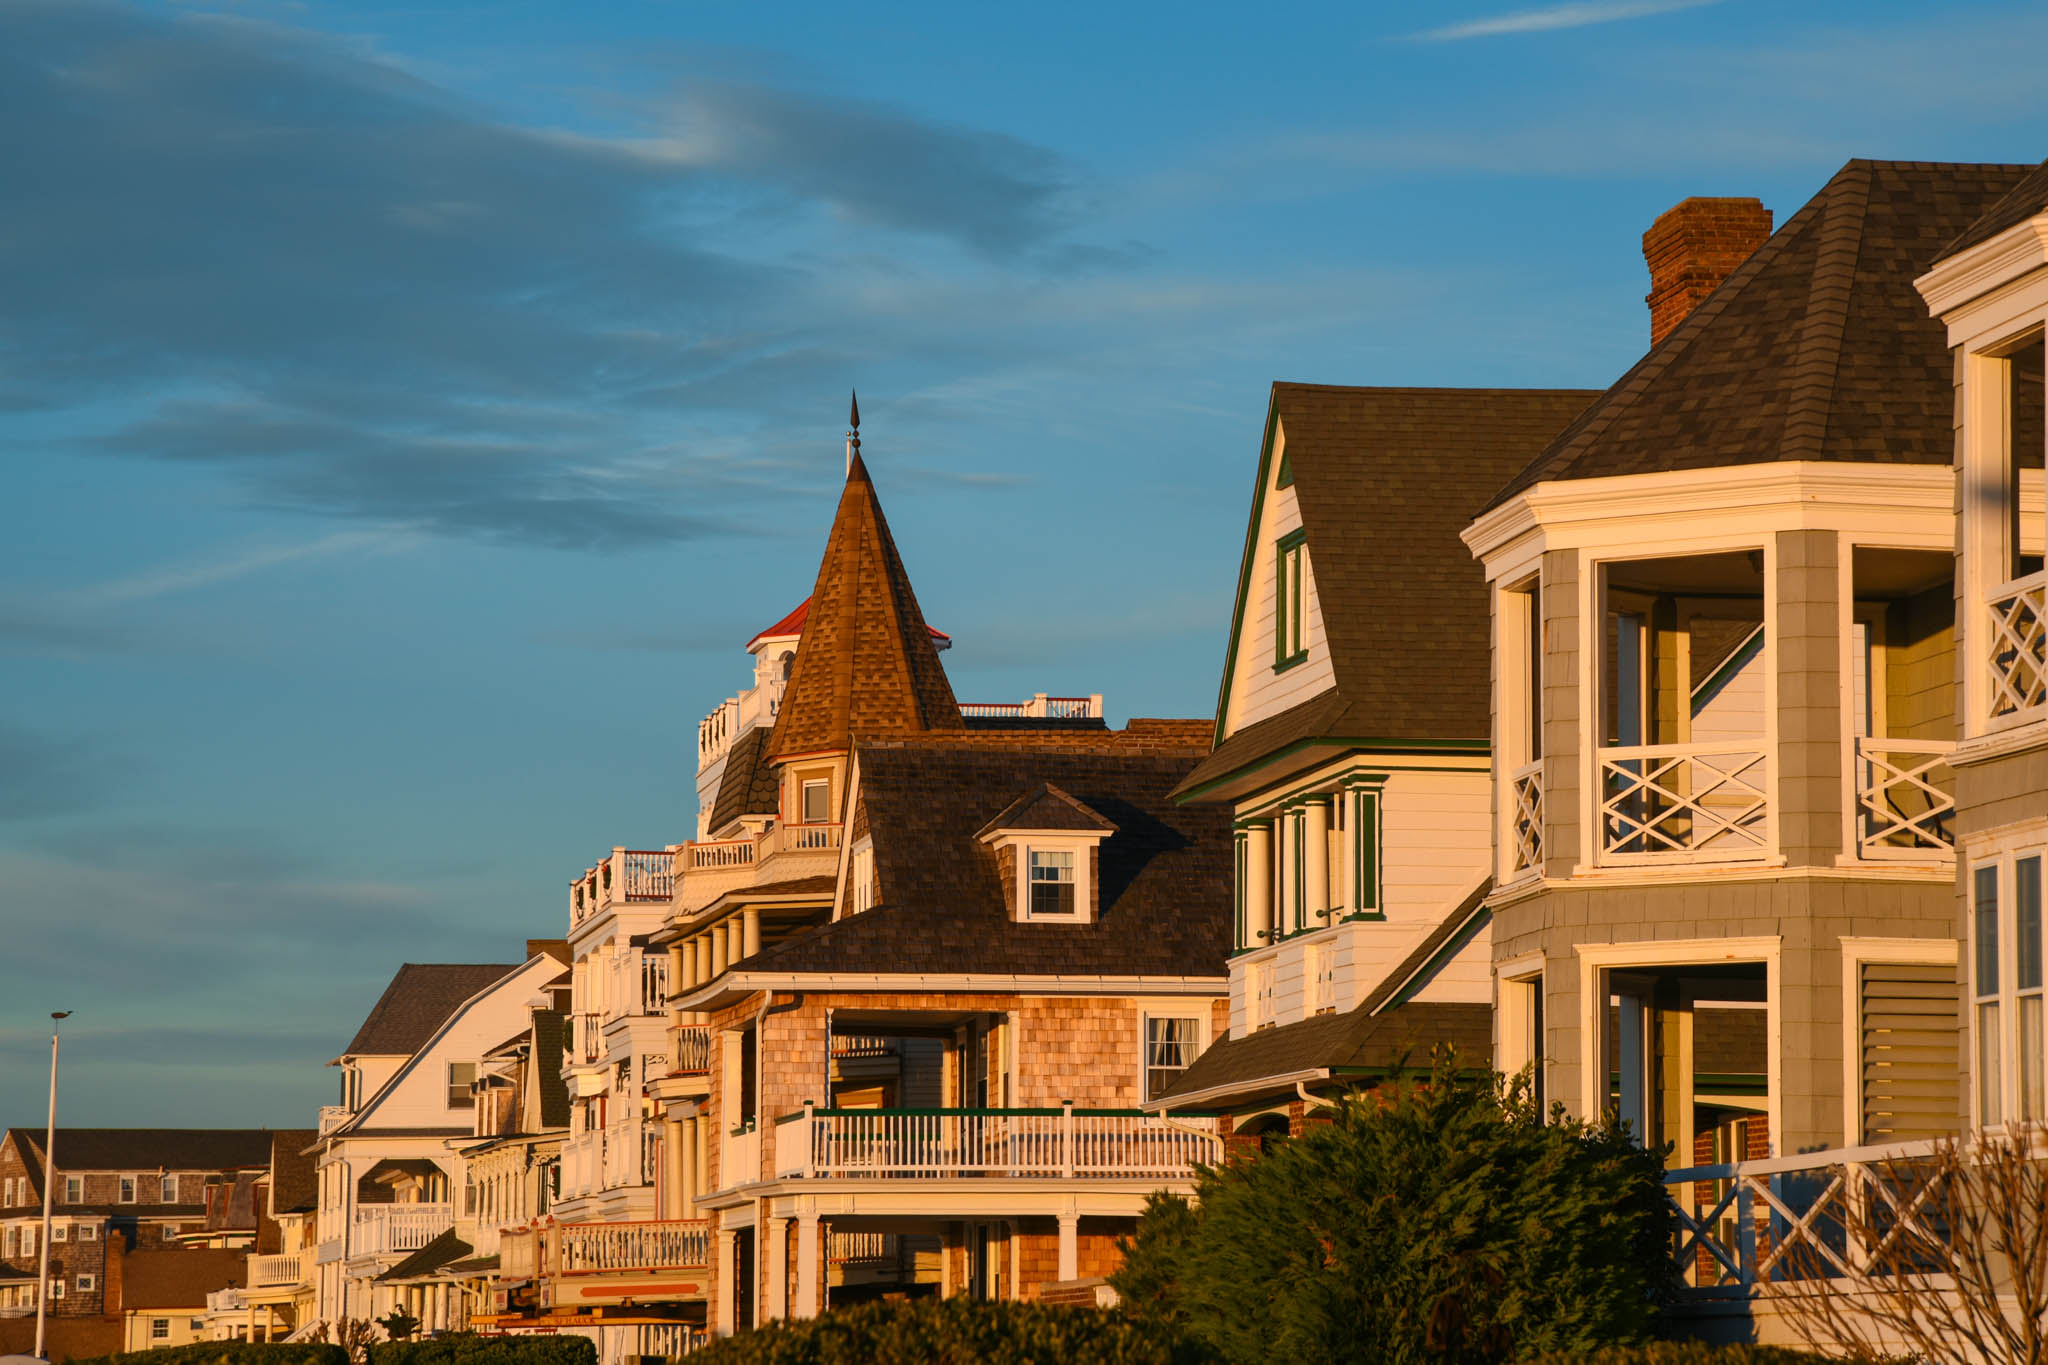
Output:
1916 214 2048 317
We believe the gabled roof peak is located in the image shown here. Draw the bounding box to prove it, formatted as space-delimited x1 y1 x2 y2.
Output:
976 782 1118 840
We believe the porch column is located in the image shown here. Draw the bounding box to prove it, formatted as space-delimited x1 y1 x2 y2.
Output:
1056 1205 1079 1282
679 1116 699 1216
714 1228 737 1336
794 1212 820 1319
666 944 685 1017
765 1217 790 1320
664 1117 687 1219
710 923 729 976
1303 798 1330 925
695 1117 712 1199
1243 822 1272 948
742 907 761 959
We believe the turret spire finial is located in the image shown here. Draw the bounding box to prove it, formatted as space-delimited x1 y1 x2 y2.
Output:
846 389 861 476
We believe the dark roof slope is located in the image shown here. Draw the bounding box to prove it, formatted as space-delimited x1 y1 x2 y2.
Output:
731 743 1230 979
377 1228 473 1282
268 1130 318 1215
533 1010 570 1130
344 963 516 1056
1489 160 2037 510
122 1249 247 1309
1945 156 2048 257
9 1129 277 1173
1153 1001 1491 1106
766 454 963 760
976 783 1116 836
709 726 780 832
1183 385 1593 793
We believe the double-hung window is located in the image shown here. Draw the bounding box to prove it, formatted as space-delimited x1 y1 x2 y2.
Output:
448 1061 477 1109
800 778 830 825
1275 531 1309 669
1975 852 2047 1123
159 1175 177 1204
64 1176 81 1204
151 1319 170 1342
1029 851 1076 915
119 1176 136 1204
1143 1016 1203 1101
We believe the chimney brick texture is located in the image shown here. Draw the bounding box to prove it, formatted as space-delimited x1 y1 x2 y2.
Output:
1643 197 1773 347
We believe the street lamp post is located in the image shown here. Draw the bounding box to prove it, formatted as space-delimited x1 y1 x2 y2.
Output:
33 1011 70 1363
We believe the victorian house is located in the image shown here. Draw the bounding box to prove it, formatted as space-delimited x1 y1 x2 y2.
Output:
1144 382 1596 1134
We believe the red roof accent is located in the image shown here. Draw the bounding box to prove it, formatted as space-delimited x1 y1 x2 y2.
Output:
747 596 951 652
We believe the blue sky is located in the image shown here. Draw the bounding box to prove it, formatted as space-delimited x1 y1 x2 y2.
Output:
2 0 2043 1127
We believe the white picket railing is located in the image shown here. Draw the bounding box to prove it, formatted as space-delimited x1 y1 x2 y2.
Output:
724 1121 760 1189
555 1219 710 1274
1509 759 1544 877
1854 738 1956 859
1988 570 2047 719
688 839 756 871
350 1204 452 1257
775 1105 1221 1180
248 1252 304 1287
1599 743 1770 863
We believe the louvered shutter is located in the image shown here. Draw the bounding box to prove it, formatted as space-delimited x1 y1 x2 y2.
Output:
1861 960 1960 1143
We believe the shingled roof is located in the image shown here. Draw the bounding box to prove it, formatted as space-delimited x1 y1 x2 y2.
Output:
709 725 780 832
8 1129 277 1175
1943 156 2048 258
1181 385 1594 795
1487 159 2039 511
343 963 516 1056
1150 1001 1492 1108
976 783 1116 837
121 1249 248 1310
765 455 964 760
725 743 1230 980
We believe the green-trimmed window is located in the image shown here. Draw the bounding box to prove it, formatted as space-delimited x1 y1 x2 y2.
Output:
1233 832 1249 950
1347 787 1383 918
1274 530 1309 670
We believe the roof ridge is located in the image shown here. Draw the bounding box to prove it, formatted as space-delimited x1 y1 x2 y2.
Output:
1781 160 1872 460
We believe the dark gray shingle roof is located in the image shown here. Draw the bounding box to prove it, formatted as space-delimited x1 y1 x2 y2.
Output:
344 963 516 1056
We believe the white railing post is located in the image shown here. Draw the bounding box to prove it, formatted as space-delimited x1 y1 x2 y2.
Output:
1061 1102 1075 1178
803 1101 817 1179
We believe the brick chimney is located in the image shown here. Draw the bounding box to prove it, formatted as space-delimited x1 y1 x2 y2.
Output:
1643 197 1773 346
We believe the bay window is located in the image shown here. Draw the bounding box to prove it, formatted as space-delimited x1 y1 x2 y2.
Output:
1975 851 2047 1124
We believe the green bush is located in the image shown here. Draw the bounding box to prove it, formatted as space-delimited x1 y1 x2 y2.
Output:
1112 1052 1677 1364
69 1345 348 1365
370 1337 595 1365
686 1297 1205 1364
1519 1347 1843 1364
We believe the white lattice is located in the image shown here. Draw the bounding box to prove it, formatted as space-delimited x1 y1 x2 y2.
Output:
1599 743 1769 863
1855 738 1956 858
1988 573 2047 718
1509 761 1543 876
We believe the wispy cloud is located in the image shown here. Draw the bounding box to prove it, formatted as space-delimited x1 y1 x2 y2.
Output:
68 528 417 606
1410 0 1717 41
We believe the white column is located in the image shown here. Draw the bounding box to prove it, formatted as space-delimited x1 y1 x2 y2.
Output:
679 1116 699 1217
1303 798 1330 925
664 1118 686 1219
1243 823 1272 948
742 907 761 959
714 1229 737 1336
765 1217 790 1321
711 923 729 976
1056 1206 1079 1282
794 1212 820 1319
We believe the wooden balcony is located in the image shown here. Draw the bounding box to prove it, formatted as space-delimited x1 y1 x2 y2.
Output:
772 1105 1221 1181
499 1218 711 1305
350 1204 452 1258
957 693 1103 720
1598 743 1770 865
247 1252 305 1288
570 848 676 925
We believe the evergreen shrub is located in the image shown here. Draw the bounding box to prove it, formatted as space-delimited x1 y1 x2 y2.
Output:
1519 1347 1844 1364
684 1296 1205 1364
369 1336 594 1365
1112 1052 1677 1364
68 1344 348 1365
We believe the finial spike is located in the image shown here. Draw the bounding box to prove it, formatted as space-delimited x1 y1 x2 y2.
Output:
845 389 861 476
849 389 860 431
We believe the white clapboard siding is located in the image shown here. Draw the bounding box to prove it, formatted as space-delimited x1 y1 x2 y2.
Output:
1379 769 1491 919
1223 438 1336 736
1690 625 1766 742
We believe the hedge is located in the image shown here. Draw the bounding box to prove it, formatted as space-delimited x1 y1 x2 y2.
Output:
68 1344 348 1365
369 1337 595 1365
685 1297 1206 1364
1519 1347 1843 1364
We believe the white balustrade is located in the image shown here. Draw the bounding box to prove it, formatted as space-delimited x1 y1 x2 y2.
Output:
777 1106 1221 1181
1599 743 1770 863
761 822 842 858
1854 738 1957 858
555 1219 709 1274
1508 759 1544 877
688 839 756 871
673 1025 713 1074
1988 571 2047 719
248 1252 304 1287
350 1204 452 1257
957 693 1103 720
724 1122 760 1188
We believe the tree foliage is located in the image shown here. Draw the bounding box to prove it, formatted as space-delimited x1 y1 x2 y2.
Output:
370 1335 595 1365
1112 1053 1677 1364
686 1296 1201 1364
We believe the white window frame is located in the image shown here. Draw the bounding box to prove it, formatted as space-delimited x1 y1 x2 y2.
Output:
160 1174 178 1204
151 1319 170 1341
51 1224 65 1242
1140 1007 1210 1102
119 1176 137 1204
850 840 874 915
1971 840 2048 1127
75 1273 94 1294
63 1175 81 1204
1026 848 1077 918
47 1279 63 1301
800 778 830 826
75 1222 96 1241
447 1061 477 1110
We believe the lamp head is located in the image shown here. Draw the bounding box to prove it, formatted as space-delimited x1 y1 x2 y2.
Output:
51 1012 70 1021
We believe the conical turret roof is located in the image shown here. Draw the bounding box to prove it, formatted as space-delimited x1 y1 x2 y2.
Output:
766 453 963 759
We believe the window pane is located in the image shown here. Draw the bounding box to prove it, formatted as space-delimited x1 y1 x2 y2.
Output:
1977 865 2002 999
2021 859 2045 992
1981 1001 2004 1126
801 781 829 824
2024 995 2045 1121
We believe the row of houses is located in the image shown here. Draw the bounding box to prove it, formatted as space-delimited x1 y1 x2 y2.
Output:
13 152 2047 1357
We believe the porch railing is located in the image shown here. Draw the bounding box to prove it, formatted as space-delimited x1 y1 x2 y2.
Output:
248 1251 304 1287
1663 1137 1944 1293
688 839 756 871
1854 738 1956 859
580 1012 602 1064
775 1104 1221 1180
350 1204 452 1258
724 1120 760 1188
1988 570 2047 719
760 822 842 858
1509 759 1544 877
1598 743 1770 863
674 1025 713 1074
958 694 1103 721
556 1218 709 1274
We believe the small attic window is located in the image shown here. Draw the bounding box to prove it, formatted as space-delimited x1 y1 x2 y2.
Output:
1275 450 1293 488
801 778 830 824
1028 851 1076 916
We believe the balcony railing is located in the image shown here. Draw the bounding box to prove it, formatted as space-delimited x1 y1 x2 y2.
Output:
640 953 669 1014
775 1105 1222 1180
596 1119 660 1191
1989 570 2047 720
580 1012 602 1064
350 1204 453 1258
247 1252 304 1287
1854 738 1956 859
957 693 1103 721
1598 743 1770 863
500 1218 712 1282
1508 759 1544 877
724 1120 760 1189
571 849 676 924
699 697 739 771
688 839 757 871
674 1025 713 1074
759 822 842 858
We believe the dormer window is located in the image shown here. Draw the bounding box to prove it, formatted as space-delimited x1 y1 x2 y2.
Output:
1275 530 1309 670
1029 851 1076 915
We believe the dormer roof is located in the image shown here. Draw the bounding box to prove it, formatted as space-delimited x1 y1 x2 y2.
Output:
747 596 951 653
975 782 1117 839
766 454 965 760
1486 159 2040 512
